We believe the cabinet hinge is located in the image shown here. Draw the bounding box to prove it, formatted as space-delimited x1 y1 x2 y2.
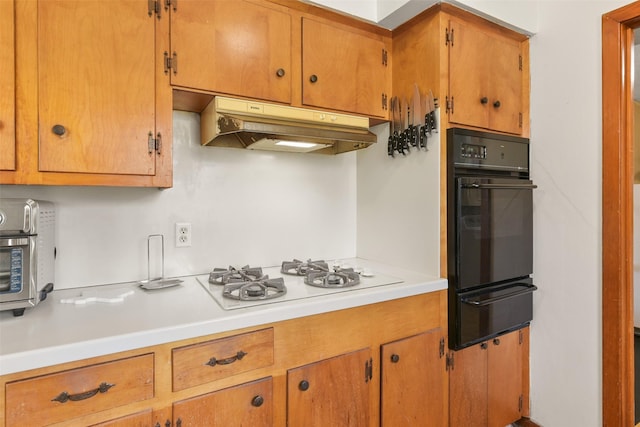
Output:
365 358 373 382
382 48 388 66
446 352 454 371
519 54 523 71
445 27 454 47
148 0 161 18
518 394 523 412
446 96 454 114
519 112 523 129
165 0 177 12
148 132 162 154
382 93 388 110
439 338 445 358
164 51 177 75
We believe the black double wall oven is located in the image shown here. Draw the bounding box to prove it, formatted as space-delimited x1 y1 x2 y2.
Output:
447 128 537 350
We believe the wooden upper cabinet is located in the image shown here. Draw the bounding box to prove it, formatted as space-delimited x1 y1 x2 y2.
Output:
37 0 159 176
170 0 292 104
381 329 447 427
302 18 389 118
448 16 524 134
287 348 371 427
0 0 15 171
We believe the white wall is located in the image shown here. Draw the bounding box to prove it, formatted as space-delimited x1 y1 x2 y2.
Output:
0 112 359 288
356 120 441 276
529 1 629 425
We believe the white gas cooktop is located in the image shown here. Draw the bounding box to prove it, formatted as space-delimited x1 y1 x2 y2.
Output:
196 261 404 310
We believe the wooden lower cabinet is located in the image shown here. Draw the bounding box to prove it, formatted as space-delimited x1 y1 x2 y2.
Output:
172 377 273 426
381 329 448 427
4 354 154 427
448 328 526 427
0 291 449 427
287 348 371 427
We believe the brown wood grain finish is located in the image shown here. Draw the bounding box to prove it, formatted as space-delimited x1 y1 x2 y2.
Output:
449 328 525 427
172 328 274 391
301 17 388 118
89 409 153 427
287 348 370 427
5 354 154 427
2 0 172 187
173 377 273 426
380 330 447 427
448 16 523 135
602 3 640 426
170 0 292 105
449 341 489 427
37 0 155 176
488 332 523 426
0 0 15 171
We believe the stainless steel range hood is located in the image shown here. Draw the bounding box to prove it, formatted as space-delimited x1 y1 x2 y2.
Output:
200 96 377 154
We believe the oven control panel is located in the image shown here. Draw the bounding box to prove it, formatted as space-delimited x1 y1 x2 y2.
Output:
460 143 487 159
449 128 529 172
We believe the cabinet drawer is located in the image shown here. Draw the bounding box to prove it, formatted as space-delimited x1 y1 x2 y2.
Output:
5 354 154 427
173 328 274 391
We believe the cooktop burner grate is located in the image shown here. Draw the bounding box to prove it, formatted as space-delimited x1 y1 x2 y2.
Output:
222 278 286 301
305 268 361 288
281 259 330 276
209 265 265 285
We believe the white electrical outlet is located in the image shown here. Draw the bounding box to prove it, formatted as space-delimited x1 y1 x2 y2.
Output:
175 222 192 247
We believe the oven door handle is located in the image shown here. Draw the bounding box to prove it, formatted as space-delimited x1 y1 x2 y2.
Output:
461 284 538 307
462 183 538 190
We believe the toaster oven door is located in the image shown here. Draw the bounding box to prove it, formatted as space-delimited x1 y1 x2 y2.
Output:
0 236 35 308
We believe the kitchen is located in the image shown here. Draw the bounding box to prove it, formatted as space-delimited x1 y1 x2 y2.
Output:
0 0 628 426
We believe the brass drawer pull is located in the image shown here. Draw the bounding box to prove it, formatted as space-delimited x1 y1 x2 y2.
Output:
205 350 247 367
51 382 115 403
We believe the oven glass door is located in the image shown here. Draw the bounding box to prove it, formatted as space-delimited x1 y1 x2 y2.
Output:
455 176 534 290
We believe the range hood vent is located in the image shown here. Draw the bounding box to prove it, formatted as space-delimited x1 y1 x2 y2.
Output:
200 96 377 154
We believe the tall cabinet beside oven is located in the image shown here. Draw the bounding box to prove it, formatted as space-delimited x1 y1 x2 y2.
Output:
391 4 531 427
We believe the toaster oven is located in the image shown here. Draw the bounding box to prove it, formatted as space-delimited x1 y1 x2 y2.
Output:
0 199 55 316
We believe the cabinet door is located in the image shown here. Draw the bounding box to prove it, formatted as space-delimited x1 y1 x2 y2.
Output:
287 348 371 427
302 18 388 118
90 409 152 427
487 34 523 134
0 0 15 171
448 341 489 427
381 330 447 427
448 17 523 134
448 18 491 131
488 331 523 426
170 0 291 104
173 377 273 426
37 0 157 175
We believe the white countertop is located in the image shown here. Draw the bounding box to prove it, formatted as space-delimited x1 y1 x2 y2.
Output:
0 259 446 376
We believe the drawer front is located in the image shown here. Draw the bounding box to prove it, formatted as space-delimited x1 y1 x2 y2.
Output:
173 328 274 391
5 354 154 427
